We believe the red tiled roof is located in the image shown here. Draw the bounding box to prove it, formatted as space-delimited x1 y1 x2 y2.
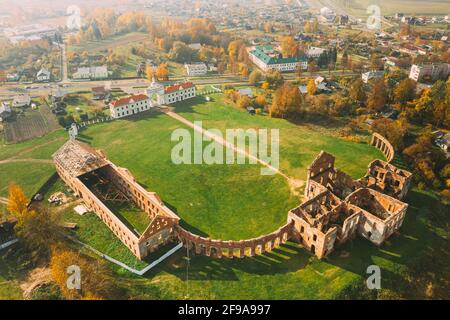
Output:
164 82 194 94
111 94 149 108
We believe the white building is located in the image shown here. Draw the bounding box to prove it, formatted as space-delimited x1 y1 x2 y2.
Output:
73 66 109 80
162 82 196 104
36 68 51 82
12 95 31 107
0 102 11 122
3 24 56 44
145 78 197 106
409 63 450 82
362 71 384 83
185 63 208 76
109 94 152 119
249 45 308 72
306 46 326 58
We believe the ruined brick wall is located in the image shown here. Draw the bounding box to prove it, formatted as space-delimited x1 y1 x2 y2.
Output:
55 163 143 258
175 222 293 258
371 133 395 162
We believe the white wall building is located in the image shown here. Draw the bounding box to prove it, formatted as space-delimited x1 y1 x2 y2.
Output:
185 63 208 76
109 94 153 119
409 63 450 82
12 95 31 107
36 68 51 82
306 46 326 58
249 46 308 72
162 82 196 104
362 71 384 83
73 66 109 80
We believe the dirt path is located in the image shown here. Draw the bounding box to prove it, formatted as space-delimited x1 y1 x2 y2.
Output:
162 109 305 196
0 158 54 165
20 267 53 300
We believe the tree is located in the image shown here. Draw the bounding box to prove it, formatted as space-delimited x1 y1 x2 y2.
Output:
15 204 64 261
248 70 262 85
307 79 317 96
145 65 154 81
261 81 270 92
308 60 317 75
394 78 416 106
265 69 284 89
156 63 169 81
168 41 198 63
50 246 117 300
367 78 387 112
237 95 252 109
255 95 267 108
7 183 28 219
281 36 299 58
349 79 367 105
341 51 349 73
269 83 302 118
372 118 407 150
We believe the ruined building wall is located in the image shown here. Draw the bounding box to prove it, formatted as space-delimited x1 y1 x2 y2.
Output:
371 133 395 163
55 163 143 258
175 222 293 259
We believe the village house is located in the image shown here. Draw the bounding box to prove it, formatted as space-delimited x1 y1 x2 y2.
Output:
306 46 326 58
109 94 152 119
0 102 12 122
409 63 450 82
73 66 109 80
362 71 384 84
36 68 51 82
162 82 196 104
92 86 110 100
249 45 308 72
185 62 208 76
12 94 31 108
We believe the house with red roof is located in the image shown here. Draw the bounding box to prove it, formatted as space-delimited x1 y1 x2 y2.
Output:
161 82 196 104
109 94 152 119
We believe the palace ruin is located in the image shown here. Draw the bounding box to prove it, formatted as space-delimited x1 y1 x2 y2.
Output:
53 133 412 261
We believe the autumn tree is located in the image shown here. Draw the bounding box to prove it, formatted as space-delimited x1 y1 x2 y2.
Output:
349 78 367 105
7 183 28 219
145 65 154 81
308 60 317 75
265 69 284 89
367 78 387 112
168 41 198 63
156 63 169 81
372 118 407 150
394 78 416 106
50 246 117 300
237 95 252 109
281 36 299 58
248 69 263 85
307 79 317 96
269 83 302 118
255 95 267 108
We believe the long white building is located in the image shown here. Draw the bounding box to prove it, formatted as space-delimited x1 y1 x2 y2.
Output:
249 45 308 72
109 94 153 119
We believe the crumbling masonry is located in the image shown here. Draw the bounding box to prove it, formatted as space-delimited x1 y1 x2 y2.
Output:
53 133 412 261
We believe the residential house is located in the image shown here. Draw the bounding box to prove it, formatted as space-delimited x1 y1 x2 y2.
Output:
362 71 384 83
185 62 208 76
36 68 51 82
409 63 450 82
307 46 326 58
92 86 110 100
73 66 109 80
161 82 196 104
0 102 12 122
109 94 153 119
12 94 31 107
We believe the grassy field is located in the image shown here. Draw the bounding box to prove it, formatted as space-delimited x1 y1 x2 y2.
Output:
1 93 447 299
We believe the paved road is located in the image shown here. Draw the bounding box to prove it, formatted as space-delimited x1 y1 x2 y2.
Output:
0 71 359 99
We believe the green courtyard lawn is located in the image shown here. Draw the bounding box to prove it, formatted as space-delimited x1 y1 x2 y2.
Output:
1 92 447 299
172 94 384 180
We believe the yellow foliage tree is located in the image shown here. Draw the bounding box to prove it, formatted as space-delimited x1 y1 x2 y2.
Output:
307 79 317 96
7 183 28 219
156 63 169 81
146 65 154 81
